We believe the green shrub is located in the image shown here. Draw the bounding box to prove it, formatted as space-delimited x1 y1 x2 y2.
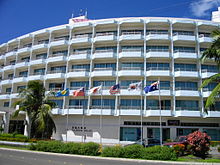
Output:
0 133 13 138
123 144 143 158
101 145 125 158
218 147 220 153
210 141 220 147
79 142 100 156
60 142 81 154
141 146 177 161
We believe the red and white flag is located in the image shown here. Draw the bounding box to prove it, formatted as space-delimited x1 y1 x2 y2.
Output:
128 81 142 91
89 85 102 95
73 87 85 97
109 84 120 95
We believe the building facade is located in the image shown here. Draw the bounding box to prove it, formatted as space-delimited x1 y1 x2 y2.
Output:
0 16 220 144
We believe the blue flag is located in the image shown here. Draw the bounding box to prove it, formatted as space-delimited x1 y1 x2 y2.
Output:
144 81 159 93
55 88 69 97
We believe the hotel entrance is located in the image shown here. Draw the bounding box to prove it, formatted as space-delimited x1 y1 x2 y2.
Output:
147 128 170 141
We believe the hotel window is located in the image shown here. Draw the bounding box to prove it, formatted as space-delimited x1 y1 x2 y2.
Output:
72 64 90 71
34 68 45 75
174 47 195 53
50 66 66 73
37 39 49 44
17 86 26 92
203 83 217 92
94 63 116 70
36 53 47 59
201 65 218 73
69 99 88 108
49 83 64 90
121 30 143 35
146 30 168 35
146 63 169 70
121 62 144 70
206 102 220 111
19 71 28 77
52 50 68 56
92 99 115 109
95 46 116 53
8 74 14 79
173 30 194 36
146 46 169 52
175 81 198 91
146 81 170 90
121 99 143 109
49 100 63 108
176 100 199 111
70 81 89 90
73 48 91 54
6 88 12 94
121 46 143 52
21 56 30 62
9 60 16 65
96 31 116 36
3 102 10 107
93 80 115 89
146 100 171 110
174 63 197 71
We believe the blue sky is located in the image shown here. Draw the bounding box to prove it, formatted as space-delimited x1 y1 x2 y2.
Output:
0 0 220 44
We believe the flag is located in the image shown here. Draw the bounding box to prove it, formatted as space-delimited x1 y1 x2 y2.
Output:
73 87 85 97
55 88 69 97
128 81 142 91
89 85 102 95
109 84 120 94
144 81 159 93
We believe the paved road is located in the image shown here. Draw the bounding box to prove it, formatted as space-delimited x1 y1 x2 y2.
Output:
0 148 217 165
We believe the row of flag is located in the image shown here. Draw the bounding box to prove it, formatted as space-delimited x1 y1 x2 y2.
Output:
55 81 159 97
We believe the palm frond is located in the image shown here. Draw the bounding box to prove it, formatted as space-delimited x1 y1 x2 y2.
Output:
200 73 220 89
204 83 220 110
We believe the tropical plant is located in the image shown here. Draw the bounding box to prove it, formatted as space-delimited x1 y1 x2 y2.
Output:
200 29 220 112
186 131 211 159
13 80 56 139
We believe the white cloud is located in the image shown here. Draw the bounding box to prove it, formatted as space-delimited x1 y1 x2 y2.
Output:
190 0 220 17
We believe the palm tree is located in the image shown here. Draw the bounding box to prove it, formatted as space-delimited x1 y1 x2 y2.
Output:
13 80 56 138
200 29 220 112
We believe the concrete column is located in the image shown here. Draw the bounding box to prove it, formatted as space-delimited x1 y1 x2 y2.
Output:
170 127 177 140
3 112 10 133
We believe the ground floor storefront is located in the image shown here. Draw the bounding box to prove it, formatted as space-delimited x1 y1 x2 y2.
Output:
1 113 220 144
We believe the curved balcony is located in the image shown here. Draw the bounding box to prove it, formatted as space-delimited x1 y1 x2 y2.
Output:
173 34 196 42
146 67 171 77
173 50 197 59
3 65 14 71
1 79 13 85
94 34 116 42
66 69 89 78
70 35 91 44
28 73 45 81
13 76 28 83
118 67 143 77
119 49 143 58
201 69 218 79
0 93 10 99
119 33 143 41
45 70 65 80
89 106 114 115
146 49 170 58
68 52 90 61
146 32 169 41
91 68 116 77
145 106 172 116
205 111 220 118
30 58 46 65
49 39 68 47
5 51 17 58
14 61 29 68
120 106 141 116
47 54 67 63
175 87 200 97
174 68 199 78
32 43 48 51
17 47 31 54
92 50 116 59
198 34 213 43
175 107 201 117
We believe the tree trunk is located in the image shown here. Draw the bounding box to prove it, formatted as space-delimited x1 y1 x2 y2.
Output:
24 113 32 138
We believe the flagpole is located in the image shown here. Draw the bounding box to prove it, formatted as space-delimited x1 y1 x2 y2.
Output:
158 78 162 146
82 85 86 143
140 80 143 145
100 84 103 145
66 106 69 143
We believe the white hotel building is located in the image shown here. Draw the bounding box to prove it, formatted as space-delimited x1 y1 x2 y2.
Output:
0 14 220 144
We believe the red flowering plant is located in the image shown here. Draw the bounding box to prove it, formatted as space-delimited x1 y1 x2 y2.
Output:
186 131 211 158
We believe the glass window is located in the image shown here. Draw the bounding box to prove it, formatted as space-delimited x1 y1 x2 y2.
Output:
69 99 88 107
174 63 197 71
94 63 116 70
175 81 198 90
36 53 47 59
121 63 144 69
121 99 143 109
146 63 169 70
3 102 10 107
49 100 63 108
95 46 116 52
72 64 90 71
19 71 28 77
93 81 115 88
52 50 68 56
173 30 194 36
146 30 168 35
201 65 218 72
174 47 195 53
146 46 169 52
34 68 45 75
6 88 11 93
49 83 64 90
73 48 91 54
17 86 26 92
203 83 217 91
176 100 198 111
70 81 89 89
8 74 14 79
121 46 143 51
121 30 143 35
21 56 30 62
146 100 171 110
92 99 115 109
51 66 66 73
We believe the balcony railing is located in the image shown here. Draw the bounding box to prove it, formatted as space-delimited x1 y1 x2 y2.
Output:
121 49 143 52
201 69 218 73
94 49 115 53
146 31 169 35
175 87 198 91
146 67 170 71
173 32 194 36
53 37 69 41
37 40 49 44
68 105 85 109
146 49 169 52
176 107 199 111
49 53 67 57
96 32 116 36
90 105 115 109
174 50 196 53
73 50 91 55
146 106 171 110
48 87 64 91
69 68 89 72
30 72 45 76
121 67 143 70
72 34 91 39
199 34 211 38
93 68 115 71
120 106 142 110
121 31 143 35
174 68 197 72
47 70 66 74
